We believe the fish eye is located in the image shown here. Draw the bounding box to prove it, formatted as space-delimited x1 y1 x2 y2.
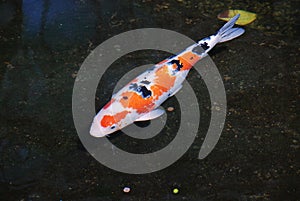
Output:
111 125 116 129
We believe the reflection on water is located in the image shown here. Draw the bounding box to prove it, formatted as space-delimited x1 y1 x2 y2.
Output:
22 0 99 49
0 0 299 200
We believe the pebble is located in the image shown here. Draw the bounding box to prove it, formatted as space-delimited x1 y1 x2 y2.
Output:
224 75 231 81
71 71 77 78
123 186 130 193
167 106 174 112
173 188 179 194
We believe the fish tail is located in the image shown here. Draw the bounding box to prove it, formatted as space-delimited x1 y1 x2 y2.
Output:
196 14 244 55
217 14 245 43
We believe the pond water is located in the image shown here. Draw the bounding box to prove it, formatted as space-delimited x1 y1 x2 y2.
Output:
0 0 299 200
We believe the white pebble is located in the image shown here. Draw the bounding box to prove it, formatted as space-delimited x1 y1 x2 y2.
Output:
123 187 130 193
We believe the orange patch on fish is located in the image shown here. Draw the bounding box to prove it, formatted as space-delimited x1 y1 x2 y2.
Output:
178 51 200 70
153 65 176 91
119 65 176 114
100 110 129 127
120 91 155 113
150 85 166 99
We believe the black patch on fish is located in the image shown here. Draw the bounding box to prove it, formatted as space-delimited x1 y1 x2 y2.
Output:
169 59 183 71
140 80 151 85
137 85 152 98
130 83 152 98
200 42 210 50
129 83 138 90
192 45 205 55
123 96 128 100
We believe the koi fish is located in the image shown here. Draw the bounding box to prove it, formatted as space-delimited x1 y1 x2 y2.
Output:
90 14 244 137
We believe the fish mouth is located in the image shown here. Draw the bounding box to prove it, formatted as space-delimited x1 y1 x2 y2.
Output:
89 118 106 137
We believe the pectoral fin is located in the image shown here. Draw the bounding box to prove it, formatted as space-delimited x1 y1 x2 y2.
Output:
135 108 165 121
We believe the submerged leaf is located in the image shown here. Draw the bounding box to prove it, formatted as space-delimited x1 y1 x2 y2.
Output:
218 10 257 25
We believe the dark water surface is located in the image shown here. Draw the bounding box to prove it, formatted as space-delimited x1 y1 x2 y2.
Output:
0 0 299 200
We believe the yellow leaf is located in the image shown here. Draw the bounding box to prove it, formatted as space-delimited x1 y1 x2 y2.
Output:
218 10 257 25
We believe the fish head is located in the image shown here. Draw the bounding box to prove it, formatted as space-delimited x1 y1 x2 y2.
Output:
90 114 118 137
90 99 130 137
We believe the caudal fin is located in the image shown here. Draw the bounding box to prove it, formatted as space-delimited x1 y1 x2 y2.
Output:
196 14 244 55
217 14 245 43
